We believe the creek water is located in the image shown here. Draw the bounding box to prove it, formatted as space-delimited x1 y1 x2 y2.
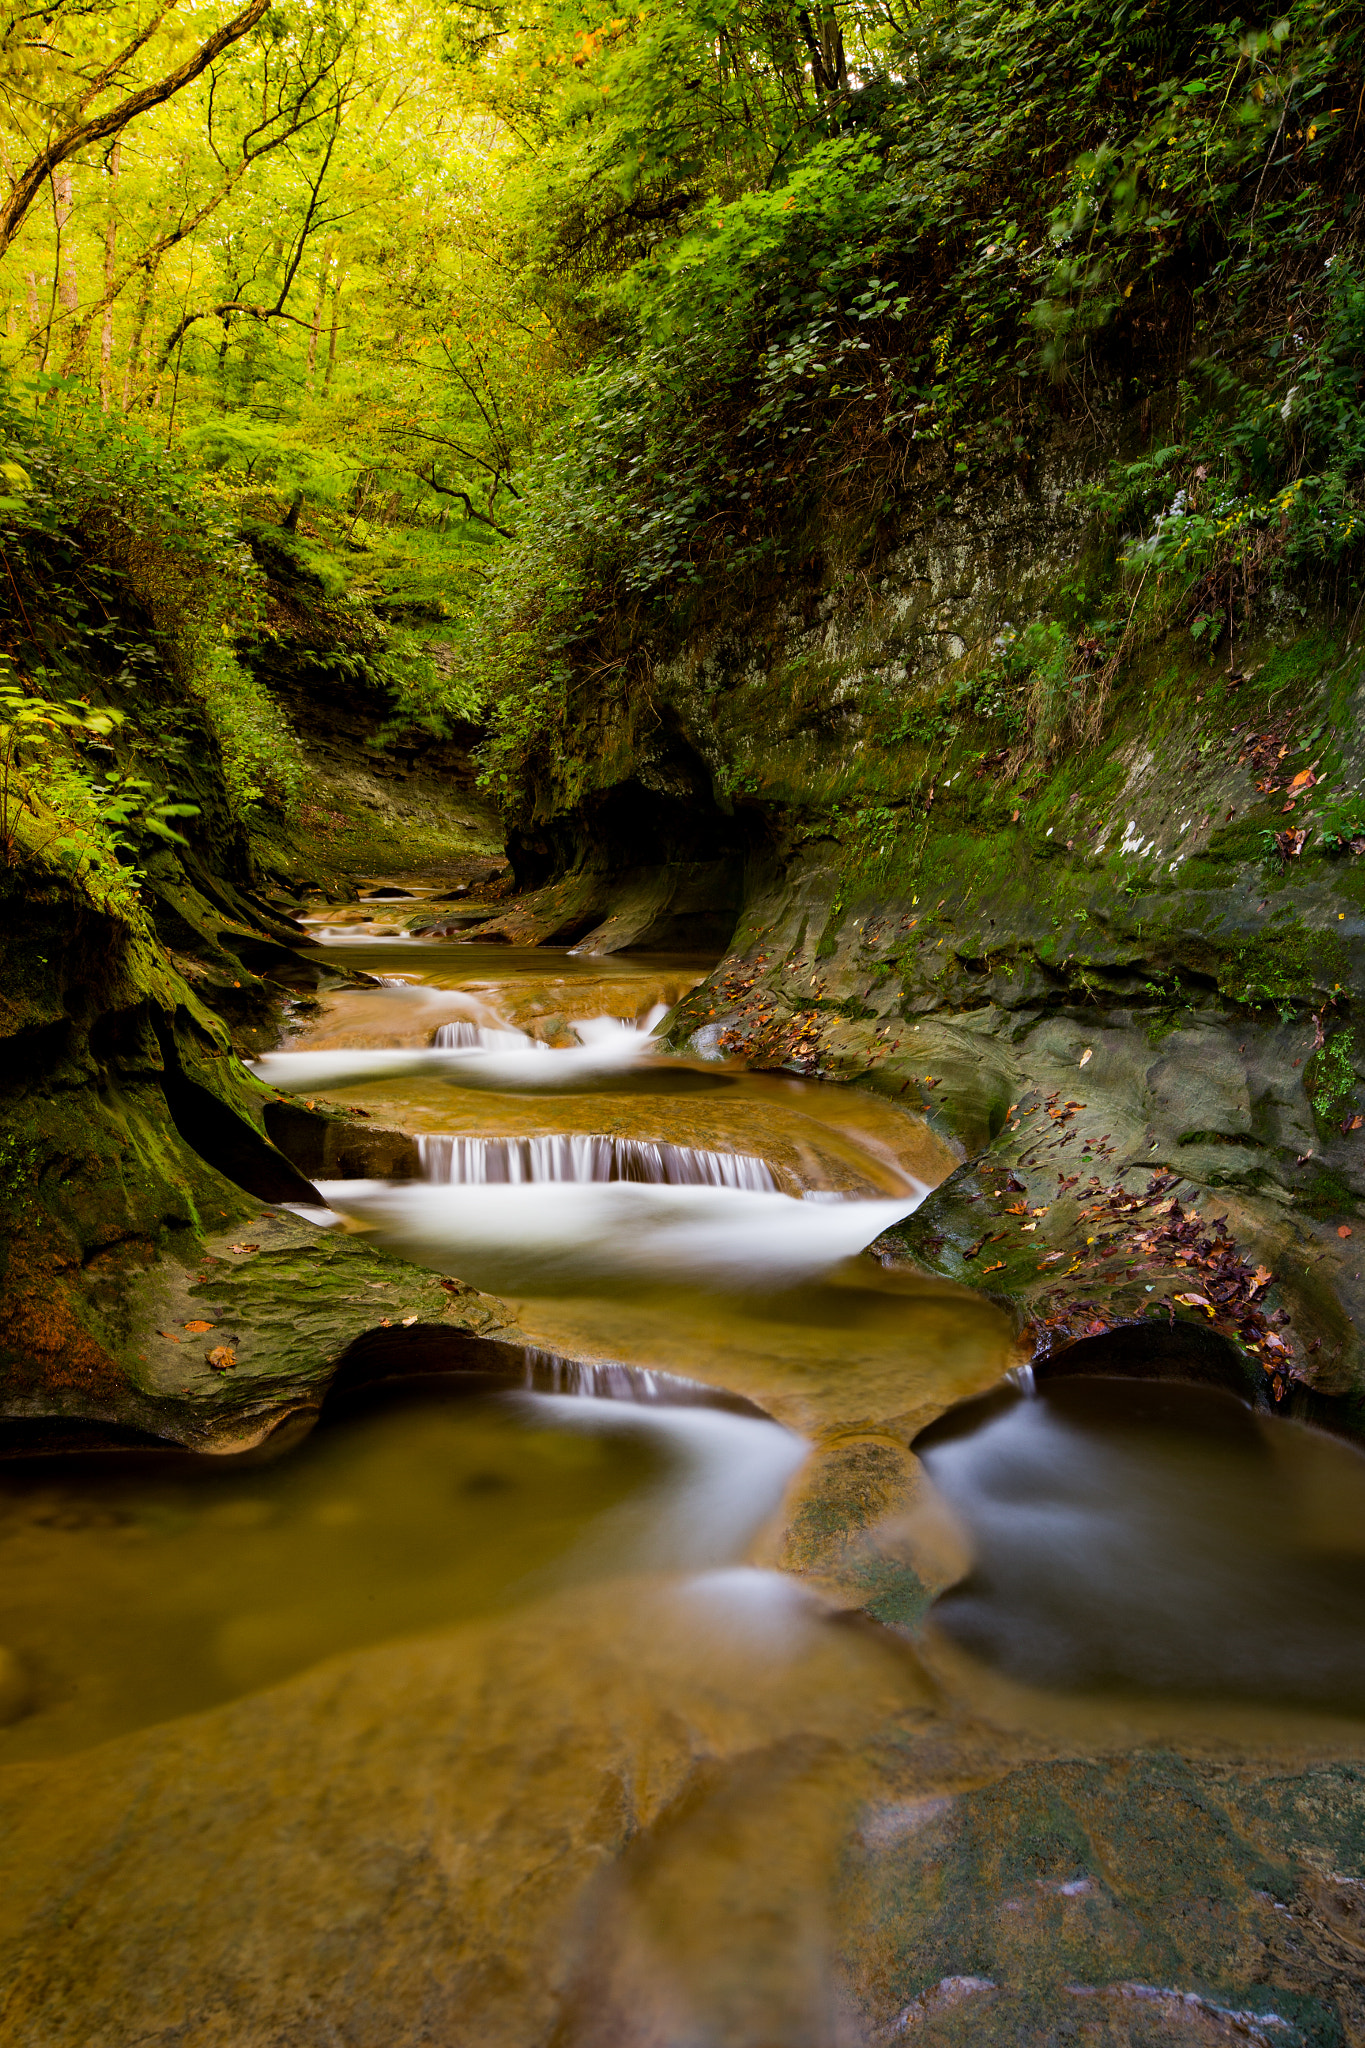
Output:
918 1374 1365 1716
6 896 1365 2041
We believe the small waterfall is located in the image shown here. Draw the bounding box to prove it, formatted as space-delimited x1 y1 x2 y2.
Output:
1005 1363 1037 1396
417 1133 778 1190
519 1349 755 1407
433 1020 544 1052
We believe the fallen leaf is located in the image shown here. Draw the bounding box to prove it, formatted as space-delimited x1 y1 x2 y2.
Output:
207 1345 237 1372
1338 1225 1353 1239
1250 1266 1273 1292
1287 765 1317 793
1079 1048 1093 1068
1173 1292 1215 1316
1020 1221 1038 1233
982 1261 1006 1274
157 1330 182 1343
228 1243 259 1254
401 1314 420 1326
183 1319 215 1333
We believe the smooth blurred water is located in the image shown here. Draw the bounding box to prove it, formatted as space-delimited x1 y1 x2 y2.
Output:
0 1389 807 1761
918 1374 1365 1712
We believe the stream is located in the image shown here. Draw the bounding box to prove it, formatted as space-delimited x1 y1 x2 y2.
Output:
4 892 1365 2039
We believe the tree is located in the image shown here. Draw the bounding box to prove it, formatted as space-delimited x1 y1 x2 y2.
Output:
0 0 272 257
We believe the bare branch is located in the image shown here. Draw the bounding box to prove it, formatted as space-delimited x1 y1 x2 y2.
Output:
77 0 183 111
0 0 272 258
154 296 312 370
410 466 514 536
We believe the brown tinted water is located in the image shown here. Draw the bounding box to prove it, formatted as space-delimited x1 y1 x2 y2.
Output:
7 922 1365 2046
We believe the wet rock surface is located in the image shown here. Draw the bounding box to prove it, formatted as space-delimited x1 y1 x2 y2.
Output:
1 1571 1363 2045
660 638 1365 1413
115 1209 519 1450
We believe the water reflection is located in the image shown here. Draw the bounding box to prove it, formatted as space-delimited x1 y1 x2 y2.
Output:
917 1375 1365 1713
0 1389 806 1761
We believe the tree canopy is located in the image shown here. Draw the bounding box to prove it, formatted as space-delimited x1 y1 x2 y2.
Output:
0 0 1360 822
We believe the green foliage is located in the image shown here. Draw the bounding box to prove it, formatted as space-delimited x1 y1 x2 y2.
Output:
1085 261 1365 655
471 0 1364 819
0 665 196 910
0 386 299 837
1306 1025 1360 1134
196 646 304 813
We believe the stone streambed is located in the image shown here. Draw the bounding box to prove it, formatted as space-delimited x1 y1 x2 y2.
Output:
2 925 1365 2046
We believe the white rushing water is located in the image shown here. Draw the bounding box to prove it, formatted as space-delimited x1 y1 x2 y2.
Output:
251 1011 668 1096
416 1133 778 1189
431 1019 546 1052
312 1178 926 1293
528 1394 809 1573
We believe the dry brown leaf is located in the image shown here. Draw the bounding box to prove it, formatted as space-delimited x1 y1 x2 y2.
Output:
1250 1265 1273 1292
183 1319 215 1333
1338 1225 1353 1239
207 1345 236 1371
228 1243 259 1254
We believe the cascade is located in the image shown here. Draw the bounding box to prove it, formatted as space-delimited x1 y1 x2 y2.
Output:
416 1132 777 1189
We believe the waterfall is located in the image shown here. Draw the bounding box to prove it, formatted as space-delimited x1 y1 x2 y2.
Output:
432 1020 545 1052
518 1349 748 1405
416 1132 777 1190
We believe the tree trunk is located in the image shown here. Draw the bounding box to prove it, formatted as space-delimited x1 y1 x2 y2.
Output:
100 144 121 410
323 265 344 391
123 260 156 411
54 170 78 320
305 246 331 392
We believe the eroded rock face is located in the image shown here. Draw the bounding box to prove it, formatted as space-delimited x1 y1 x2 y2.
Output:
0 851 523 1449
649 628 1365 1413
0 863 305 1422
470 437 1364 1402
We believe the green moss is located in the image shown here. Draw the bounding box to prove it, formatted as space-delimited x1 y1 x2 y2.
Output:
1218 922 1352 1015
1305 1027 1361 1136
1297 1165 1360 1221
1201 817 1273 865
